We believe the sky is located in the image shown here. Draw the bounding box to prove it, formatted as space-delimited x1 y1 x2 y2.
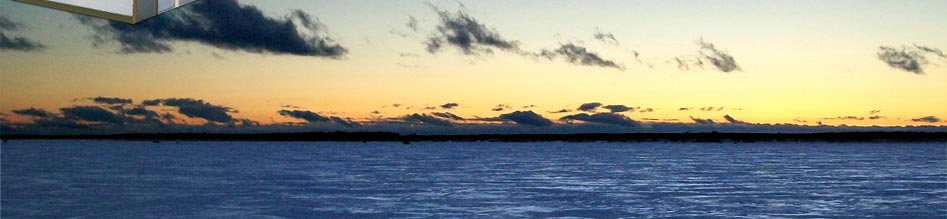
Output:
1 0 945 134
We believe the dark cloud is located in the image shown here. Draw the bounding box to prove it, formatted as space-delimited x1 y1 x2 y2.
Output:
61 106 124 124
877 46 926 74
281 104 303 109
639 108 654 113
868 115 884 120
723 115 747 124
911 116 941 123
236 119 260 126
278 109 356 127
577 102 603 112
32 118 90 130
869 110 882 115
538 43 624 70
549 109 572 114
143 98 234 123
671 40 739 73
679 107 692 111
12 108 55 118
697 40 740 73
602 105 635 113
126 107 160 118
279 110 330 123
328 116 359 127
593 28 619 45
432 112 465 121
560 113 639 127
0 32 44 51
876 45 945 74
440 103 460 109
124 107 164 124
425 6 519 55
77 0 346 57
492 104 512 112
498 111 554 127
91 97 133 105
0 15 44 52
0 16 20 31
404 113 454 127
690 116 715 125
700 107 725 112
824 116 865 121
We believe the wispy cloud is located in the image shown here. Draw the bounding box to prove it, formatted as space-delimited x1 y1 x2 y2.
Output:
0 16 19 31
12 108 55 118
560 113 639 127
404 113 454 127
77 0 346 57
592 28 619 45
278 109 355 127
406 16 419 33
671 39 740 73
279 110 330 123
877 45 945 74
537 43 624 70
911 116 941 123
431 112 465 121
559 113 639 127
425 5 519 55
90 97 133 105
697 40 740 73
823 116 865 121
0 15 44 51
491 104 512 112
549 109 572 114
690 116 715 125
723 115 747 124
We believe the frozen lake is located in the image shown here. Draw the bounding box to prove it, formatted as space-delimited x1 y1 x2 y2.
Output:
2 140 945 218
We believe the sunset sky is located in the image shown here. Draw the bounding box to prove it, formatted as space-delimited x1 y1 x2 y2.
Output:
1 0 945 134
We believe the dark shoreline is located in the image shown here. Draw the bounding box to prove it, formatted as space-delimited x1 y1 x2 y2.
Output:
2 132 946 143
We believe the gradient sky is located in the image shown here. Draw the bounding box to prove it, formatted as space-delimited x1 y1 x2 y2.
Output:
1 0 945 134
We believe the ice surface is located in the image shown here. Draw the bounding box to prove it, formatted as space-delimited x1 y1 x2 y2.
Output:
2 141 945 218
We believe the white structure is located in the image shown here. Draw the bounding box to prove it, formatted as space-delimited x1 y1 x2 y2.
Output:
16 0 199 24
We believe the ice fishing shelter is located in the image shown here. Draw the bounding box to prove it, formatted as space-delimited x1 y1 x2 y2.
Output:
16 0 199 24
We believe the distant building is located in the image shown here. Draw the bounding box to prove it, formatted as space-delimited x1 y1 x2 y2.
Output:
16 0 199 24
